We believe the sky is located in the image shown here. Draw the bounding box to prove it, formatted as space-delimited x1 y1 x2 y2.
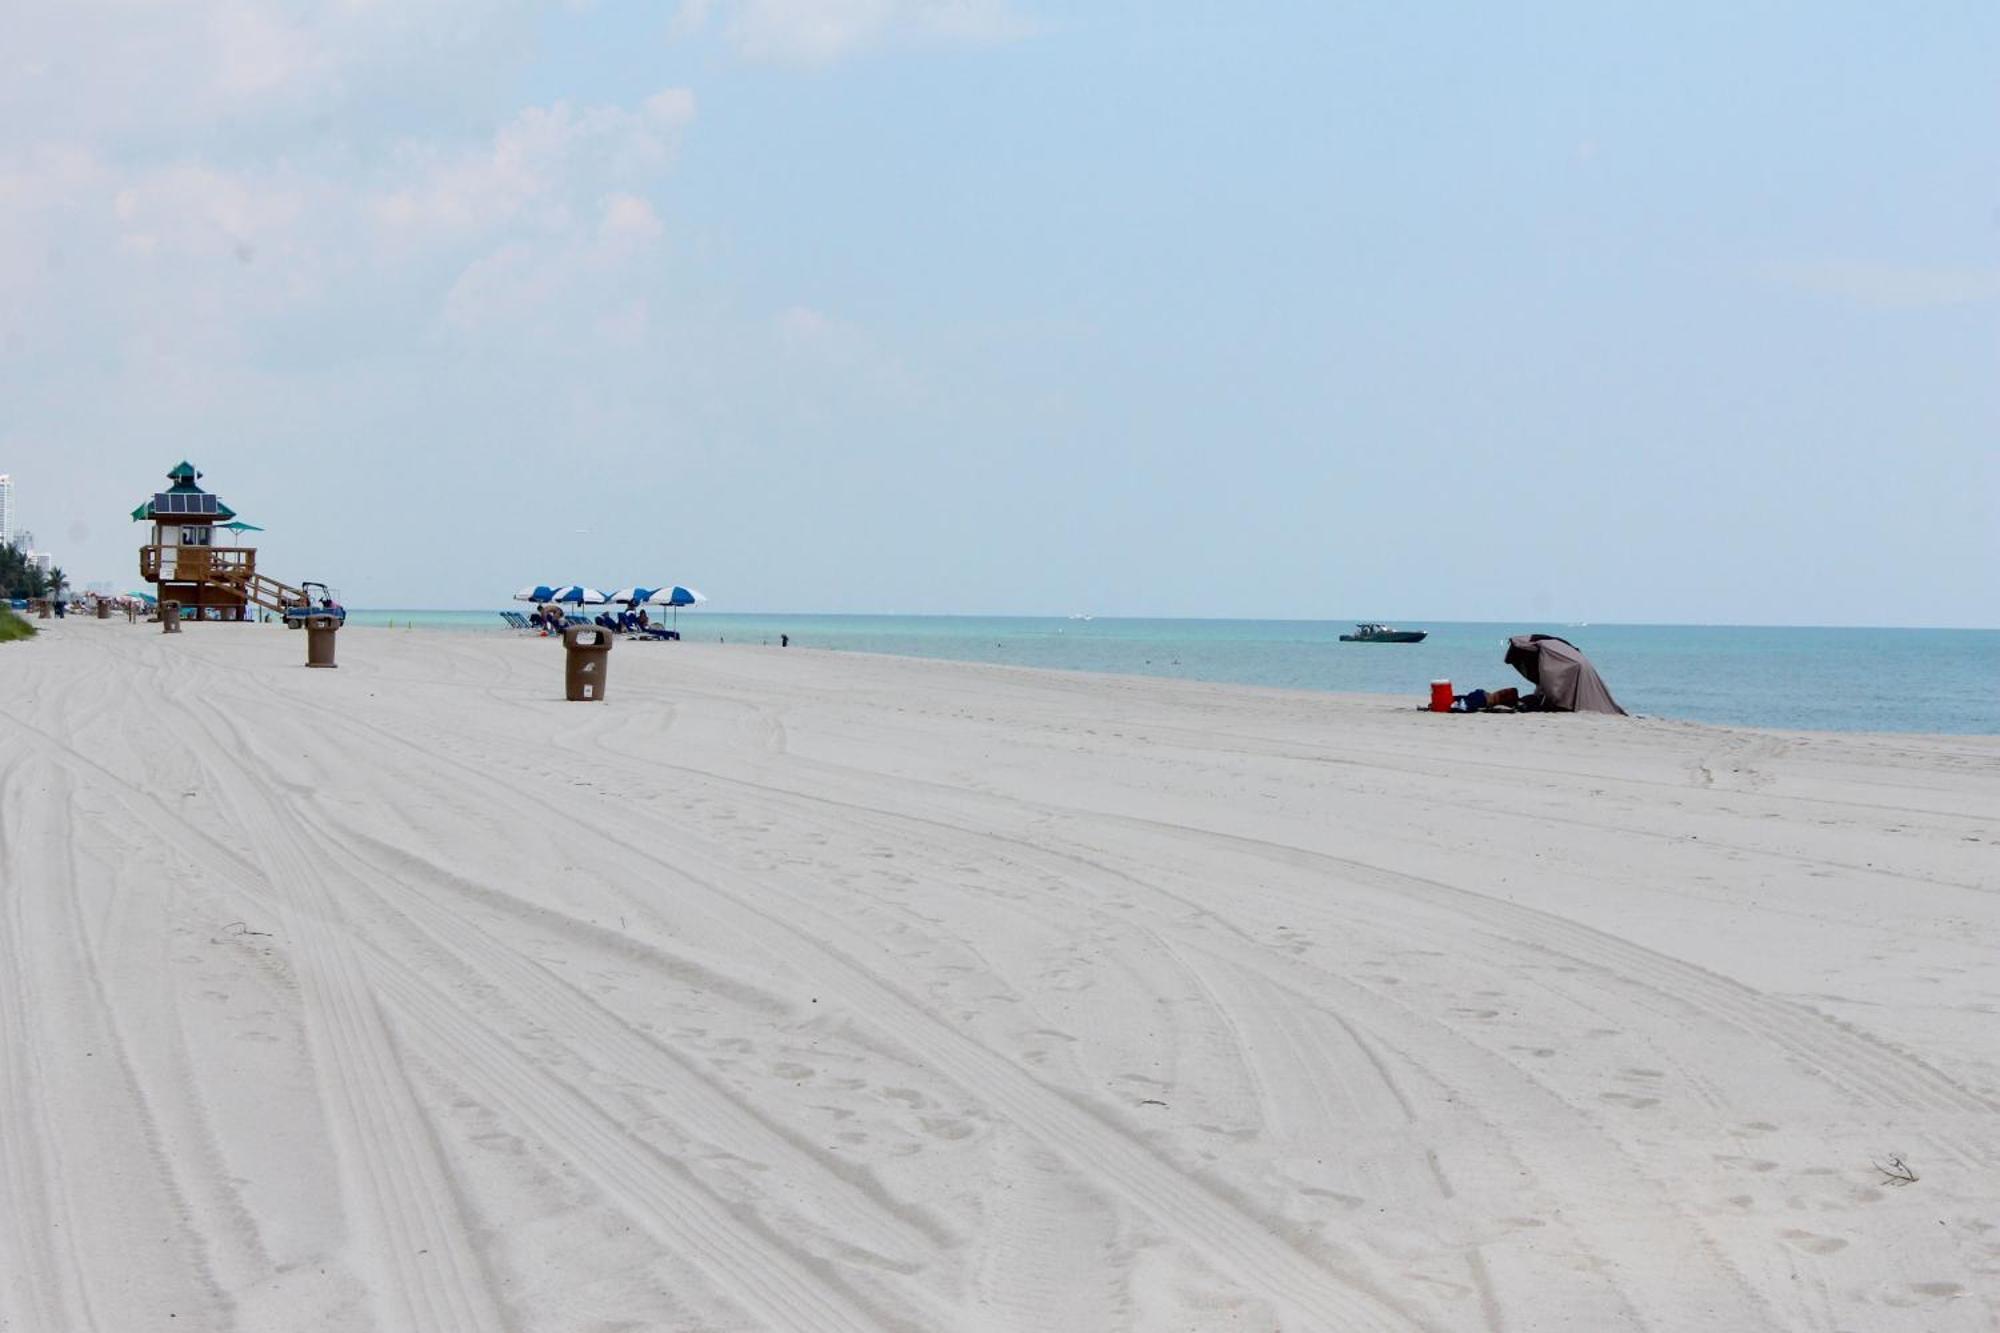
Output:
3 1 1996 625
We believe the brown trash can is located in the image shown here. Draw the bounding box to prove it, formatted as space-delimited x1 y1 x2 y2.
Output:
96 600 110 620
305 614 339 668
161 600 181 633
562 625 614 700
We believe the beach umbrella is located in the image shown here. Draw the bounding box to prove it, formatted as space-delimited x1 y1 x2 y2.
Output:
639 584 704 627
128 590 158 605
221 521 265 536
513 584 562 602
550 585 609 605
1504 634 1626 715
607 586 658 605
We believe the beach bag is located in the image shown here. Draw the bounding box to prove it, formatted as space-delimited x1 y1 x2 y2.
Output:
1464 688 1489 711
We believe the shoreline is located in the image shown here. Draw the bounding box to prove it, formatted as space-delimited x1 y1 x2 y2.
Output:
103 617 2000 743
328 614 2000 739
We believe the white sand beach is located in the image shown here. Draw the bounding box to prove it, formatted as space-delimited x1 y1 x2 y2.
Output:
1 619 1995 1332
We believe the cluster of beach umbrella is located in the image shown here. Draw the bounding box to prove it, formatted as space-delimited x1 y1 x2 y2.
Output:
513 584 706 608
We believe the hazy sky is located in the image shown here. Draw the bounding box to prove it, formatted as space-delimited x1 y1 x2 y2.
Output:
5 2 1996 624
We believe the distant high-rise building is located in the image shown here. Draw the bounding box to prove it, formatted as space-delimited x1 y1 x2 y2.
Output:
0 474 13 548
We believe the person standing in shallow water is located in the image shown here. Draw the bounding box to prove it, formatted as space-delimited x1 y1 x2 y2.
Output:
781 634 789 648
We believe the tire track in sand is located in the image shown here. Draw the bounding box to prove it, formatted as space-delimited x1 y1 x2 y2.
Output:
0 754 230 1329
672 744 1995 1125
335 824 952 1269
171 701 508 1333
189 697 912 1333
0 756 93 1332
238 663 1436 1332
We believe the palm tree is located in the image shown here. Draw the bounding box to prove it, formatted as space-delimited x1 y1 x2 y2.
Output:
48 567 67 597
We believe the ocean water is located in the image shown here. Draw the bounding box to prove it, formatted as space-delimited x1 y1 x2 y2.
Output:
342 611 2000 736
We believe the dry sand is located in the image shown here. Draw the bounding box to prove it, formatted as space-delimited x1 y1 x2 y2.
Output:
1 618 1995 1331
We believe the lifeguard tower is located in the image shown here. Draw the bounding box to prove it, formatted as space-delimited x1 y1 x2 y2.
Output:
135 462 306 620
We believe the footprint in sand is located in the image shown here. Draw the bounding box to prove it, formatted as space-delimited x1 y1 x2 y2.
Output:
1716 1154 1780 1172
920 1115 976 1141
1599 1092 1660 1110
1779 1229 1848 1255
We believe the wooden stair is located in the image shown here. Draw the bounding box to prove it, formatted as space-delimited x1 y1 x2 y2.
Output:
207 564 305 613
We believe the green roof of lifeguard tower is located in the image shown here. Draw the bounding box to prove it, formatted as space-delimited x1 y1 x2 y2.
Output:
132 461 238 522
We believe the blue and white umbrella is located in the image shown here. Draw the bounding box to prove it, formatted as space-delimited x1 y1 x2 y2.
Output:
550 585 609 605
609 585 706 607
514 584 562 602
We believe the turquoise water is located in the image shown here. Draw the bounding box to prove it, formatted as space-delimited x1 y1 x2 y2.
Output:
343 611 1999 736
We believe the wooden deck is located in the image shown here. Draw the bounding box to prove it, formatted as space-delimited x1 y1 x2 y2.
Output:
140 546 305 615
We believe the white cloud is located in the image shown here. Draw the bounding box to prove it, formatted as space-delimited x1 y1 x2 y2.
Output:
776 304 838 344
441 191 669 334
673 0 1031 65
1764 260 2000 310
1 0 541 143
0 79 690 364
207 3 322 98
773 304 922 410
601 193 665 247
373 92 694 236
442 242 556 329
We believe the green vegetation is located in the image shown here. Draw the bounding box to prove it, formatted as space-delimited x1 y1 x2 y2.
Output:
1 543 62 601
0 606 36 642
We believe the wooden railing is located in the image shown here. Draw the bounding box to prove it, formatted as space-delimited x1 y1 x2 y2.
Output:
141 545 258 583
240 571 306 613
139 546 305 613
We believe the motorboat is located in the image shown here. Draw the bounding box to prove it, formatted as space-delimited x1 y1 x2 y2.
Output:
1339 623 1427 643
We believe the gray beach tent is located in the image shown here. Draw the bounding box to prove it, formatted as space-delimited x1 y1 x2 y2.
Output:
1504 635 1627 715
